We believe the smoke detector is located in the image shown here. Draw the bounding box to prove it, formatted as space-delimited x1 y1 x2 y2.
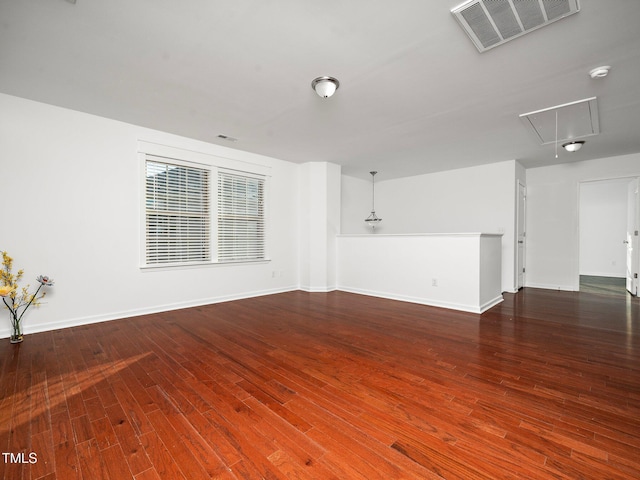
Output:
589 66 610 78
452 0 580 52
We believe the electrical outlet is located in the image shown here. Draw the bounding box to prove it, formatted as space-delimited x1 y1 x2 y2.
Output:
432 278 438 287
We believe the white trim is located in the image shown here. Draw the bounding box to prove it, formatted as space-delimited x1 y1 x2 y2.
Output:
0 286 298 339
579 272 626 278
217 170 266 263
337 232 502 238
299 285 338 293
0 286 503 339
577 175 640 292
144 158 212 265
140 148 269 268
516 180 527 291
138 140 271 177
524 283 578 292
479 295 505 312
140 259 271 272
337 286 503 314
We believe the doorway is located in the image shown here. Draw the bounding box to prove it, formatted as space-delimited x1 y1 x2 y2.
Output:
579 275 627 297
578 177 640 297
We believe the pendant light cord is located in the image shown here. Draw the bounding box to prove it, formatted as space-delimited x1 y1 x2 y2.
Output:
555 111 558 159
371 173 375 211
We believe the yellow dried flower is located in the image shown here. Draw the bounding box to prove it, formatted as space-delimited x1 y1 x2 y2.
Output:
0 285 14 297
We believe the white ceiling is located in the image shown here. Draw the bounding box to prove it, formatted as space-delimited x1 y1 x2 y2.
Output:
1 0 639 180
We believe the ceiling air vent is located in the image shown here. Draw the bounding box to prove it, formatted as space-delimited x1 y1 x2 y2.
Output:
451 0 580 52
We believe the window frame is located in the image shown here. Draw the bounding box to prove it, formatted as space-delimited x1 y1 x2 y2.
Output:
217 169 266 263
139 143 270 270
144 156 212 266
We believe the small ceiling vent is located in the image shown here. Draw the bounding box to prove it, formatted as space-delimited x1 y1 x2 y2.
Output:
451 0 580 52
217 134 237 142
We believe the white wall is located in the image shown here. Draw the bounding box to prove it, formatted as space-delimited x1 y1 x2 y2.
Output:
8 93 640 336
579 179 629 277
341 174 373 233
526 153 640 290
341 160 521 293
298 162 341 292
337 233 503 313
0 94 301 337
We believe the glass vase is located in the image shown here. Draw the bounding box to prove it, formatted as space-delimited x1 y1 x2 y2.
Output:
9 312 23 344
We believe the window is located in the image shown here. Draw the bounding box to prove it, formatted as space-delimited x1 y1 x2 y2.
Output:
145 159 210 265
143 156 266 267
217 171 265 262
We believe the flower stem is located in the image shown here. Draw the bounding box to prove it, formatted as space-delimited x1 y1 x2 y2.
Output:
3 296 20 334
16 283 43 324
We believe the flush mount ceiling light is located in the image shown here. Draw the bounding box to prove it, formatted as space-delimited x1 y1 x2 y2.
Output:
311 76 340 98
563 140 585 152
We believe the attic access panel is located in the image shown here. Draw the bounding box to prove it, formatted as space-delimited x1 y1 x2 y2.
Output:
452 0 580 52
519 97 599 145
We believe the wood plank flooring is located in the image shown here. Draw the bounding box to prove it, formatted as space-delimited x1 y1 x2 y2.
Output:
580 275 629 298
1 288 639 479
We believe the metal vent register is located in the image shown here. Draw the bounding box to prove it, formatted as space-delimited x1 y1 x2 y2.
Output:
452 0 580 52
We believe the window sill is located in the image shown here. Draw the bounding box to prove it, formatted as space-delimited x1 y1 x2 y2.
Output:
140 259 271 272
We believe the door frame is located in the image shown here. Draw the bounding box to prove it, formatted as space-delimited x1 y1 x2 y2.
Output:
576 175 640 293
626 178 639 295
516 181 526 290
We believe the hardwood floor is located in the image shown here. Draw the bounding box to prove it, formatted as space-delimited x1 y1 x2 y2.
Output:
580 275 629 298
1 288 639 479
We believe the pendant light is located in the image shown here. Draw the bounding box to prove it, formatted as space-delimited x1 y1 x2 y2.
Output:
364 171 382 229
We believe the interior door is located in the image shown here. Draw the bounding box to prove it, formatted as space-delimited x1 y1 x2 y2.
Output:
626 178 639 296
517 182 526 290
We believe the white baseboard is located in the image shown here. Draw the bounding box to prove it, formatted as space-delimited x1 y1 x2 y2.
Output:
524 282 578 292
579 272 625 279
298 285 338 293
0 285 299 339
479 295 505 312
1 284 507 339
337 286 502 314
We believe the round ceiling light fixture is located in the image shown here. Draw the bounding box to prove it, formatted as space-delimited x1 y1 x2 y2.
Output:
562 140 585 152
589 66 610 79
311 76 340 98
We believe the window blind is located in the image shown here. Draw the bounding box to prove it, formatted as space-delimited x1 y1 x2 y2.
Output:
217 171 265 262
145 159 210 264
